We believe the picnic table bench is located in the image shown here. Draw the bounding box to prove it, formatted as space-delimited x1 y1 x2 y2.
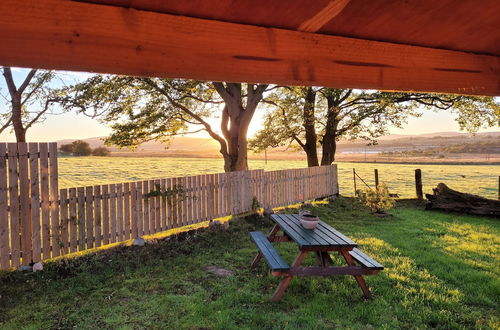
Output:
250 213 384 302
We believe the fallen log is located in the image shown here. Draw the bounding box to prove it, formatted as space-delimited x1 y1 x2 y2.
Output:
425 183 500 217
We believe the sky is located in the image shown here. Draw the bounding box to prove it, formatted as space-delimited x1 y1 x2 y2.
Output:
0 68 498 142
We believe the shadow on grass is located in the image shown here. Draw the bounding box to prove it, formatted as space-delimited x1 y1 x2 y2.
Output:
0 198 498 328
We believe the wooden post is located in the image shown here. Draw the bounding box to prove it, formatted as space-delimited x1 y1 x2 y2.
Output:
374 169 379 189
415 169 423 200
353 168 357 196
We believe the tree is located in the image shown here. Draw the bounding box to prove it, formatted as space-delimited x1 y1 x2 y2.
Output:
61 76 268 171
92 146 110 156
71 140 92 156
250 87 499 166
59 143 73 153
1 67 64 142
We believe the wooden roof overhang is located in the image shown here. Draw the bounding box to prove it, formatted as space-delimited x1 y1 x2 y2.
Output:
0 0 498 96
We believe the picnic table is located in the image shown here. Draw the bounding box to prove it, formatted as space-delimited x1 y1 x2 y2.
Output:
250 213 384 302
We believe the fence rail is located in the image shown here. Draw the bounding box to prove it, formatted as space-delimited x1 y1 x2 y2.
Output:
0 142 338 269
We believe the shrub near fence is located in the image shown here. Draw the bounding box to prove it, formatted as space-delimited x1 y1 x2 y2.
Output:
0 142 338 270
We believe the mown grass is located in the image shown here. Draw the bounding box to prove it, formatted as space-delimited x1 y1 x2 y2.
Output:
57 156 500 199
0 199 498 329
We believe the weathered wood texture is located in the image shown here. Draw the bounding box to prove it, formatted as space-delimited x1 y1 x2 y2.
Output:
0 0 497 96
425 183 500 217
0 145 338 269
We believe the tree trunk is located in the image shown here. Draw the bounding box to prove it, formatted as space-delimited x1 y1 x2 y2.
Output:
11 95 26 142
214 82 267 172
321 104 340 166
302 87 319 167
425 183 500 217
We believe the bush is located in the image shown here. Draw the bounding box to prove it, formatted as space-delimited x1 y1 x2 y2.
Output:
357 183 395 214
59 143 73 153
92 147 110 156
71 140 92 156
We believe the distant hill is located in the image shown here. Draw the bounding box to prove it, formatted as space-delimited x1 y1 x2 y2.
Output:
56 131 500 159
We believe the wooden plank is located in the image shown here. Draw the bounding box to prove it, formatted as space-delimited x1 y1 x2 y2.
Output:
48 143 60 257
0 144 9 269
142 181 150 234
298 0 351 33
38 143 50 259
136 183 143 236
149 179 156 233
85 186 94 249
59 189 69 255
109 184 116 242
194 175 201 223
165 178 173 228
77 187 86 251
130 182 138 238
93 185 102 247
116 183 123 241
154 179 161 231
249 231 290 271
101 185 110 245
7 143 20 267
0 0 497 96
185 176 192 225
68 188 77 253
160 179 167 230
123 182 130 239
28 143 41 262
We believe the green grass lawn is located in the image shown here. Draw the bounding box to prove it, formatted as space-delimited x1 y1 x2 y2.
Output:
1 199 498 329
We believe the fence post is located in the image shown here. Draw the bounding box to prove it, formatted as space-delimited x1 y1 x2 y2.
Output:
415 169 423 200
353 168 357 195
374 169 379 189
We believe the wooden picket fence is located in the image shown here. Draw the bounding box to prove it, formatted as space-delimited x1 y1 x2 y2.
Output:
0 142 338 270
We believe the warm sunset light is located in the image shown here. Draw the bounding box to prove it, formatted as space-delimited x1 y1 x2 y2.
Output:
0 0 498 328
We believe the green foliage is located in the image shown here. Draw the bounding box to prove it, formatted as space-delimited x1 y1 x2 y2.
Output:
59 143 73 153
1 201 498 328
357 183 395 214
71 140 92 156
249 87 499 164
60 76 220 149
91 146 110 156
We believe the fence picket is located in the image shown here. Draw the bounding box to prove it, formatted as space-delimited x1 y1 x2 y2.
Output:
109 184 117 243
0 144 9 269
59 189 69 255
116 183 123 242
29 143 42 262
130 182 138 238
123 183 131 240
93 186 102 247
48 143 60 258
77 187 86 251
102 185 110 245
85 186 94 249
38 143 50 259
69 188 77 253
7 144 20 266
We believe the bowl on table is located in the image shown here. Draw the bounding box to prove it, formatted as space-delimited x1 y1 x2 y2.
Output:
300 213 319 229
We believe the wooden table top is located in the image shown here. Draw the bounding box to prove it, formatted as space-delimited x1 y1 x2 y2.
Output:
270 214 357 249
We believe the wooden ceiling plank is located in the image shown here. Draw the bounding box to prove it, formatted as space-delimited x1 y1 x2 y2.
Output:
298 0 351 32
0 0 498 96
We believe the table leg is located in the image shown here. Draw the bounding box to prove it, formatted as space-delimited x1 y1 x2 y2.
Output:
339 250 372 299
251 224 280 267
271 251 308 302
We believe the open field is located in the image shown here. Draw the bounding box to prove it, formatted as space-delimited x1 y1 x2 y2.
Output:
58 157 500 199
1 200 498 328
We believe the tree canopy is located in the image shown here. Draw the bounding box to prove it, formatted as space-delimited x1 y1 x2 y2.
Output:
61 76 268 171
250 87 499 166
1 67 65 142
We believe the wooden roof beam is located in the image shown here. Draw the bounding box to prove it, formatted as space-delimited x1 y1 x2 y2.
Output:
298 0 351 33
0 0 498 96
